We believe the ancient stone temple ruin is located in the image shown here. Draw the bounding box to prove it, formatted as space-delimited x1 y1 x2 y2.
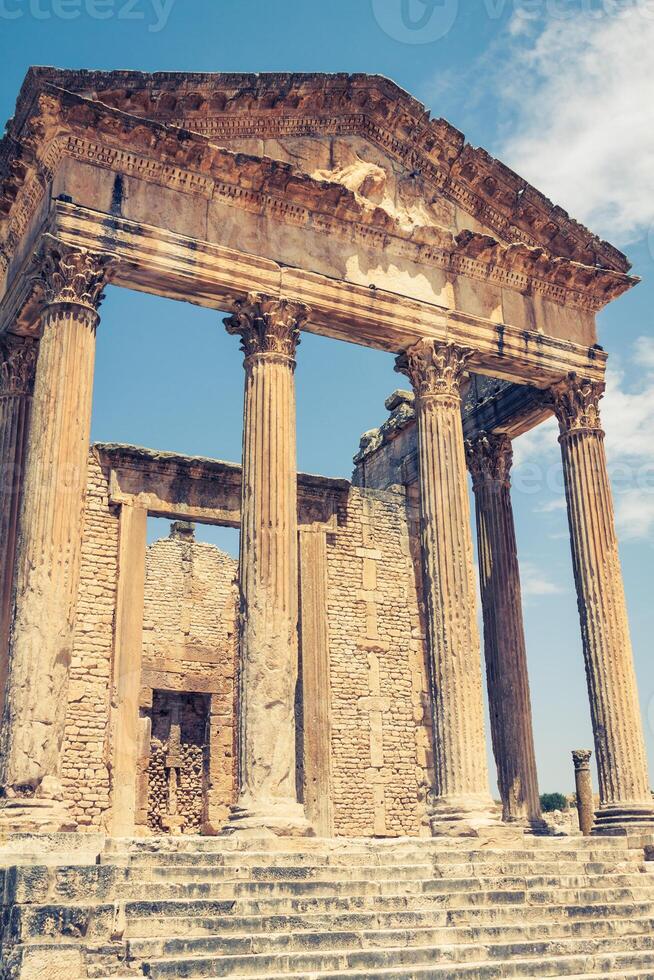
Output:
1 69 654 979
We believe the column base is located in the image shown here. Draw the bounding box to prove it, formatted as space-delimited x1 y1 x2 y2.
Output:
592 802 654 836
222 800 314 839
429 795 504 839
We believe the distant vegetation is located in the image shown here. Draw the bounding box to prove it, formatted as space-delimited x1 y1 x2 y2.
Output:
540 792 569 812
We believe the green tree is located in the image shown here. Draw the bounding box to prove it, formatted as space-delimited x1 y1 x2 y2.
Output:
540 792 569 813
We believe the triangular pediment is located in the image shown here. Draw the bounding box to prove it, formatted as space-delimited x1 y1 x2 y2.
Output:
3 68 630 275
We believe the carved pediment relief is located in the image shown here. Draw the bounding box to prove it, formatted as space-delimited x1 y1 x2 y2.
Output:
0 73 637 316
4 69 630 275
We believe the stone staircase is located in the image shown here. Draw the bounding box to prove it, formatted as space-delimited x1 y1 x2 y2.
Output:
3 834 654 979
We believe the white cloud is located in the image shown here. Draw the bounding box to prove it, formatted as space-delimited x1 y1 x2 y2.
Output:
497 7 654 244
521 561 564 597
615 490 654 541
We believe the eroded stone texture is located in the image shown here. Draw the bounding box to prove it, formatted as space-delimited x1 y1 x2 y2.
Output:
0 336 37 716
0 240 106 831
551 375 654 833
466 433 542 827
396 340 497 836
224 293 311 836
573 748 595 837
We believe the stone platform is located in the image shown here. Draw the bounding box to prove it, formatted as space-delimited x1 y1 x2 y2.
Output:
3 834 654 978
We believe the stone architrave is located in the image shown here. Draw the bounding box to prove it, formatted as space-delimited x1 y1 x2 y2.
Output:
224 293 312 836
551 374 654 833
466 433 542 827
396 340 497 836
0 239 107 832
0 335 38 710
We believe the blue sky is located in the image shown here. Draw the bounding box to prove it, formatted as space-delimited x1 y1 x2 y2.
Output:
1 0 653 796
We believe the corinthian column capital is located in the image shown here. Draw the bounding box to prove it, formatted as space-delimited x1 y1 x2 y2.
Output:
465 432 513 491
0 335 38 397
395 339 474 401
224 293 310 364
549 373 605 437
33 238 108 318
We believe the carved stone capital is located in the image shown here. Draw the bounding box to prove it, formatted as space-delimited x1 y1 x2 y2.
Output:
572 749 592 772
0 334 38 397
224 293 310 363
465 432 513 491
548 373 605 436
395 340 474 400
34 238 108 316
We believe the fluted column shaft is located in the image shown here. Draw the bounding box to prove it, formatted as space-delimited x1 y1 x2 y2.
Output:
552 374 653 832
396 340 496 835
0 240 106 829
466 434 541 826
225 293 311 836
0 336 38 713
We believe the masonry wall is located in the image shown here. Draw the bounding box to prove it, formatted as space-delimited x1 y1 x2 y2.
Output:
62 449 433 836
325 484 434 837
138 529 238 832
61 449 118 828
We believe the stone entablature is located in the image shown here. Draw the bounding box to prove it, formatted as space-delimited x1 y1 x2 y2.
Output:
5 69 630 274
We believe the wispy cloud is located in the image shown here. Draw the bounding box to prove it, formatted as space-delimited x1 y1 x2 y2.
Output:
495 7 654 244
521 561 564 598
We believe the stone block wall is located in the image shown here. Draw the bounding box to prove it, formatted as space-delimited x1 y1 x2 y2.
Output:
61 447 434 836
326 485 433 838
60 449 119 828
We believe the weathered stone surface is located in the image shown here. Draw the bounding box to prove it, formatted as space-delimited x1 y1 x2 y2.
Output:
224 294 311 837
396 340 497 836
466 433 541 828
550 375 654 833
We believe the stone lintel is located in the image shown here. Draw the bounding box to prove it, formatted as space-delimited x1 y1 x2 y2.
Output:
1 203 608 390
96 443 349 530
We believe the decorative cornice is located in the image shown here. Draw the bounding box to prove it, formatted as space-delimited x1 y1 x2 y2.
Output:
395 340 474 401
34 237 107 315
0 87 637 316
548 373 605 437
0 334 37 396
465 433 513 490
572 749 592 771
7 68 628 274
224 293 309 363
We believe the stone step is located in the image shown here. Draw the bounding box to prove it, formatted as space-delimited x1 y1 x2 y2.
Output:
108 844 640 867
113 859 645 881
126 914 654 960
216 953 654 980
140 934 654 978
124 904 654 939
11 867 653 906
113 883 654 916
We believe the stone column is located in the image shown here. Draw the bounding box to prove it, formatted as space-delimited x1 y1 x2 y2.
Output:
396 340 497 836
572 749 594 836
466 433 542 827
0 239 107 832
0 335 38 713
551 374 654 833
224 293 311 836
